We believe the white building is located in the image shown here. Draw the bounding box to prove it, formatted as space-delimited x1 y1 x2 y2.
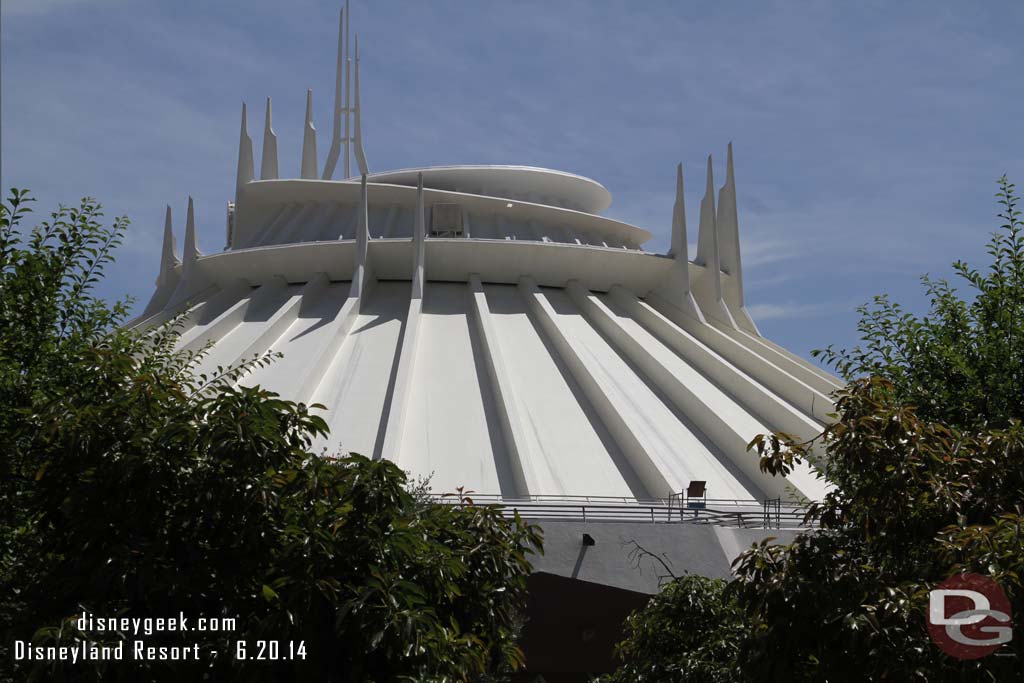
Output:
134 4 839 677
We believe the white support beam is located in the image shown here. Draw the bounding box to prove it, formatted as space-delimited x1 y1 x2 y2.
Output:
351 174 375 303
610 285 822 439
380 173 427 461
518 276 670 498
174 279 252 340
712 322 843 396
139 279 247 343
468 275 545 497
647 291 834 422
292 178 376 405
139 284 176 323
567 281 820 500
379 296 421 462
128 284 219 333
753 334 843 389
229 274 328 372
292 290 362 405
178 279 289 355
412 173 426 299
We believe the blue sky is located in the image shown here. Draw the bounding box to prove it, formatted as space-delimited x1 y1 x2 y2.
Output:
3 0 1022 367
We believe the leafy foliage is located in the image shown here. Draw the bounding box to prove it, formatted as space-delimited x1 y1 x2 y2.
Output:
604 178 1024 682
1 190 130 540
602 575 743 683
1 190 541 682
739 378 1024 681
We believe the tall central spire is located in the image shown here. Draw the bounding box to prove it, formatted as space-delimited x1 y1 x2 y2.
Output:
344 0 351 178
323 0 352 180
322 3 345 179
353 34 369 176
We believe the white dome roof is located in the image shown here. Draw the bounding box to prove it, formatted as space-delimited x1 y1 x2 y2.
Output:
135 163 838 503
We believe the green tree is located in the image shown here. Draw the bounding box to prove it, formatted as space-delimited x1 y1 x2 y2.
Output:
736 378 1023 681
603 177 1024 682
605 575 743 683
1 190 542 682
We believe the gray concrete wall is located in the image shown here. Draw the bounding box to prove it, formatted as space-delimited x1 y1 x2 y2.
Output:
529 520 802 594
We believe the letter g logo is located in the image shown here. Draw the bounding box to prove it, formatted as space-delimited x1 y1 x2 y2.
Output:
927 574 1013 659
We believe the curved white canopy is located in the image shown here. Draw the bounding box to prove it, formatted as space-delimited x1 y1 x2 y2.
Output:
367 165 613 214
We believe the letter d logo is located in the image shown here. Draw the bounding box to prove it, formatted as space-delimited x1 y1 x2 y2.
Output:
927 573 1013 660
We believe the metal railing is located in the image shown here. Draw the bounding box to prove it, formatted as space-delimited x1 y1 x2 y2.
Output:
429 494 813 529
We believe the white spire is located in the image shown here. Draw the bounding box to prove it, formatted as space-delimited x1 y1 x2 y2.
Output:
688 155 736 327
157 205 180 287
412 171 426 299
236 102 255 195
669 162 687 261
183 196 201 276
344 0 351 178
716 143 758 334
353 34 369 176
301 89 318 179
261 96 278 180
695 155 717 271
322 7 345 179
717 142 743 299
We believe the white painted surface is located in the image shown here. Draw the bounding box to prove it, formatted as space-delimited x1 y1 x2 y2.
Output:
484 284 643 498
240 282 350 396
142 103 842 503
191 282 299 377
399 283 514 496
314 281 408 458
537 285 759 500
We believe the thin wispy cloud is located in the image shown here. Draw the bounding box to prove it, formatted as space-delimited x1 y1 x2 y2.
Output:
746 302 832 322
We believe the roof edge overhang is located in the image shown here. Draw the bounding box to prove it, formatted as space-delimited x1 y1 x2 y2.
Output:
364 164 613 214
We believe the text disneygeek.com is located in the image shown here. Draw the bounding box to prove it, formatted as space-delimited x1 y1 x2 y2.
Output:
12 611 307 663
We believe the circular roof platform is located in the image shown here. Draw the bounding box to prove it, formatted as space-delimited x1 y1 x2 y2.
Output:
367 165 613 214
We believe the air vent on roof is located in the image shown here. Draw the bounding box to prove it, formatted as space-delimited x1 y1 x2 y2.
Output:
430 203 463 237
